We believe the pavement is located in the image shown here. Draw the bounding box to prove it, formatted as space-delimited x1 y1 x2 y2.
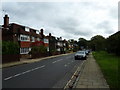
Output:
73 53 110 89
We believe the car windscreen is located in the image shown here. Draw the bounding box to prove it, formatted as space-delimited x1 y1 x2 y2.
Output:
77 52 84 54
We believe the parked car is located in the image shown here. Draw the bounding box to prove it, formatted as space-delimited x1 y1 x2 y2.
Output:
85 50 89 55
74 51 87 60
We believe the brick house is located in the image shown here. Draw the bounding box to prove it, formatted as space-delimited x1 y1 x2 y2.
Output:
2 15 48 59
2 15 70 63
56 37 65 54
46 33 57 55
63 39 69 53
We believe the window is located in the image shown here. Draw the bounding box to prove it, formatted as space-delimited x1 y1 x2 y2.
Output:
57 42 63 46
20 34 30 41
20 48 31 54
36 31 39 34
47 47 49 52
25 27 30 32
57 48 60 51
31 36 35 42
44 39 49 43
57 42 60 46
37 38 40 41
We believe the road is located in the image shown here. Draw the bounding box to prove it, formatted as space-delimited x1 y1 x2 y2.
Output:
2 53 83 88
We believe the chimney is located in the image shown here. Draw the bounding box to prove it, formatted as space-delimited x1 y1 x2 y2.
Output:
60 37 62 40
4 14 9 28
49 33 51 37
40 29 44 35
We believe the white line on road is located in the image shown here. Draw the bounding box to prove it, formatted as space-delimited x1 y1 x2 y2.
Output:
14 73 21 77
64 64 68 67
52 59 63 64
52 61 57 63
4 65 45 81
4 76 13 81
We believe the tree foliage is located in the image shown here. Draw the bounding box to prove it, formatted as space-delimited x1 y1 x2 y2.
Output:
106 31 120 55
90 35 106 51
77 38 88 49
77 31 120 56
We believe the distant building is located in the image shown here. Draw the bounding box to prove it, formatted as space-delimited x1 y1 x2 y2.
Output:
46 33 57 55
56 37 66 54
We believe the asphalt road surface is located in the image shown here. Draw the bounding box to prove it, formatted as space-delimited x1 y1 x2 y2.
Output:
2 53 83 88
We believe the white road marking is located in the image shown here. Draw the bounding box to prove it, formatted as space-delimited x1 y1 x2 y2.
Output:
52 61 57 63
64 64 68 67
4 65 45 81
14 73 21 77
52 59 63 64
4 76 13 81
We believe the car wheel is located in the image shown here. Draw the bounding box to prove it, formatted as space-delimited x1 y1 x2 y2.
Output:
75 57 77 60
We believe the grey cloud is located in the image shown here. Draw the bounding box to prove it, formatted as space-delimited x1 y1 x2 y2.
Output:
96 21 114 34
109 8 118 19
1 2 118 40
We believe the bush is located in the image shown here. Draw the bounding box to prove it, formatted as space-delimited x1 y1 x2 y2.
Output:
31 45 47 54
2 41 19 55
39 45 47 54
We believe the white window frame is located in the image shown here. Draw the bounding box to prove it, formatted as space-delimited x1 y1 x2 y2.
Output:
31 36 35 42
20 34 30 41
20 47 30 54
57 42 60 46
47 47 49 52
44 38 49 43
25 27 30 32
37 38 40 41
36 31 39 34
57 48 60 51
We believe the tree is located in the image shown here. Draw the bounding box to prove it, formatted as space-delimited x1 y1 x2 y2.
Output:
106 31 120 55
90 35 106 51
77 38 88 50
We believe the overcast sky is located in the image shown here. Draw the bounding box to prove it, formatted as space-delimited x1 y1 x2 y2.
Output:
1 0 119 40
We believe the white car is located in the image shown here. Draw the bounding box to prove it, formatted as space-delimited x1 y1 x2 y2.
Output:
74 51 87 60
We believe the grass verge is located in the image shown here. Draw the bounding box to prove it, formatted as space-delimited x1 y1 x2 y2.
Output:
93 51 119 89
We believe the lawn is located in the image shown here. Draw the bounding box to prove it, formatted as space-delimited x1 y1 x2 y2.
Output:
93 51 119 89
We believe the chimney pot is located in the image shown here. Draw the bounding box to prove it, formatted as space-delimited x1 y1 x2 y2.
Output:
40 29 43 34
4 14 9 28
49 33 51 36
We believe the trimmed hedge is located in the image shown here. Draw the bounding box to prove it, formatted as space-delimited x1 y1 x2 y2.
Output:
2 41 20 63
2 41 19 55
30 45 47 58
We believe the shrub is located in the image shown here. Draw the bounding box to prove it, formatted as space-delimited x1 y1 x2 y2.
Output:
31 45 47 54
2 41 19 55
39 45 47 54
